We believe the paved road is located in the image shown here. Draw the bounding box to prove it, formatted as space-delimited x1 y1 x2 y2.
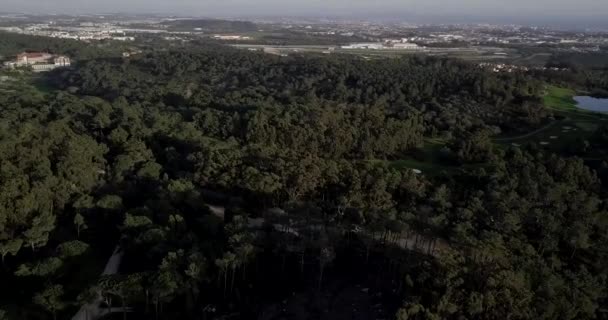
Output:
72 246 124 320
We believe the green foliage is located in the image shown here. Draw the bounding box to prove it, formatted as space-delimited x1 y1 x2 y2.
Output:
0 36 607 320
96 195 123 210
0 239 22 262
33 284 65 320
544 86 577 111
137 161 163 180
56 241 89 259
15 257 63 277
123 214 154 229
0 32 116 59
23 212 56 251
73 213 87 238
449 130 496 163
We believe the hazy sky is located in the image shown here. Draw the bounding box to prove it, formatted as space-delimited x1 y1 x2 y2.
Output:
1 0 607 19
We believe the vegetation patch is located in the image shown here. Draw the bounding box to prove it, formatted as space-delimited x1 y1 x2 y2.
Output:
544 86 577 111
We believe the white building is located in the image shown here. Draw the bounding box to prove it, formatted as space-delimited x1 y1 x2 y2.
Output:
341 42 424 51
4 52 71 72
341 43 384 50
391 43 423 50
213 35 252 40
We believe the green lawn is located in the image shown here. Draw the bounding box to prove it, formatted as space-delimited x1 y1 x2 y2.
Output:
367 138 473 176
542 85 608 123
543 85 606 121
543 86 577 111
387 158 446 172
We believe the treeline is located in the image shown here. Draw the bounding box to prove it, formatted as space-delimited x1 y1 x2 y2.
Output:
530 68 608 97
0 32 131 60
533 52 608 95
56 46 547 142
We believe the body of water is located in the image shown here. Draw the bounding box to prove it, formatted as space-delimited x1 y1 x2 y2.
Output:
574 96 608 113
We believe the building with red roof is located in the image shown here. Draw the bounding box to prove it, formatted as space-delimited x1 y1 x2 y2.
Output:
4 52 71 72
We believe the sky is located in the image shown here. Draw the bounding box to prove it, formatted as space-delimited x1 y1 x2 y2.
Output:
1 0 607 24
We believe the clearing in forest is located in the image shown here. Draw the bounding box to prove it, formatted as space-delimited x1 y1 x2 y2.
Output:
494 86 607 151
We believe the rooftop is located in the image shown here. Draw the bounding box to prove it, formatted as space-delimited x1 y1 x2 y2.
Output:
17 52 51 58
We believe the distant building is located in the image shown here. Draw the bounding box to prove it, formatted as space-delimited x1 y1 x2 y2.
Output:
341 42 424 51
391 43 423 50
341 43 384 50
54 56 71 66
4 52 71 72
112 36 135 41
16 52 53 65
213 35 251 41
122 49 143 57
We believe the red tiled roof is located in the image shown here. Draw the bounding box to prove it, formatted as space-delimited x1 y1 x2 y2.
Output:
17 52 49 58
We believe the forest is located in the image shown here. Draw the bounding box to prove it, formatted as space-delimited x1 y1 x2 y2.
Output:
1 33 608 320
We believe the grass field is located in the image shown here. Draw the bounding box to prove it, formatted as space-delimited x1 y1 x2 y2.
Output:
544 86 577 111
543 85 606 120
368 138 468 176
495 85 607 153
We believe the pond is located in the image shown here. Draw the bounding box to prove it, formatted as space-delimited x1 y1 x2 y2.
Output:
574 96 608 113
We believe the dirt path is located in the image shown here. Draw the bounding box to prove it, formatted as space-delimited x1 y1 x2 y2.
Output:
71 246 124 320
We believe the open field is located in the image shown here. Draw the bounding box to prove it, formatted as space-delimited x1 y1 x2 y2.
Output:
512 52 553 66
368 138 470 176
231 43 523 61
543 85 607 119
544 86 577 111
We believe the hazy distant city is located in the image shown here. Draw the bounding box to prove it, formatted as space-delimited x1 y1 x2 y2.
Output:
1 13 607 70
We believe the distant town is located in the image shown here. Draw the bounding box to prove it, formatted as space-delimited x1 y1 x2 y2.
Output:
0 13 606 47
1 13 607 70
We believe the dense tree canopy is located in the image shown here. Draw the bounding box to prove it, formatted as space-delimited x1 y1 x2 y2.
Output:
0 34 607 320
